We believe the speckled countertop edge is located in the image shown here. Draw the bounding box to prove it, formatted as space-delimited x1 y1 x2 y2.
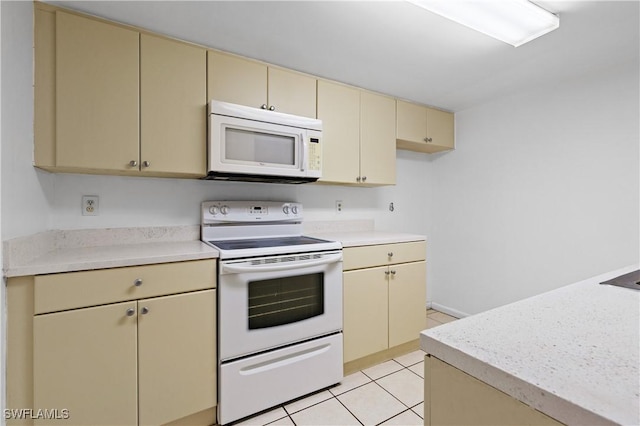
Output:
421 264 640 426
3 226 218 277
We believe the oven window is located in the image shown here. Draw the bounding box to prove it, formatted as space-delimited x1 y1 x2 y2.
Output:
248 273 324 329
225 128 296 166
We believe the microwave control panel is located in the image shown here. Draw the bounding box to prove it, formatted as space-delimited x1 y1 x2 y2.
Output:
307 136 322 171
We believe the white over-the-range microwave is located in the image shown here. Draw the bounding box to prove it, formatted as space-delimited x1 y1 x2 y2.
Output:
206 100 323 184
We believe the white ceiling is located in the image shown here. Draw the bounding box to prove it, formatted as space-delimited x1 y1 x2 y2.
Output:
49 1 639 112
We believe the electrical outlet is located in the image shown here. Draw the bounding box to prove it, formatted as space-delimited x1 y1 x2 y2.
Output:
82 195 99 216
336 200 343 213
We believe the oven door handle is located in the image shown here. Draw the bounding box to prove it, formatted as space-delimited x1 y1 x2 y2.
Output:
222 253 343 273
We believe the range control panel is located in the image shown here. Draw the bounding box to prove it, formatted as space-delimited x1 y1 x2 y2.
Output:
202 201 303 223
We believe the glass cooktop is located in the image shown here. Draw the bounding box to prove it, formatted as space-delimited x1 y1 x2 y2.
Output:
207 236 332 251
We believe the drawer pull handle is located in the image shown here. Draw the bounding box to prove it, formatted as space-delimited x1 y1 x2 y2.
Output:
388 252 394 257
141 307 150 315
126 308 135 317
133 278 143 287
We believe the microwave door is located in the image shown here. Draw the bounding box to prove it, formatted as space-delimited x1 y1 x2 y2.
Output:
211 115 304 178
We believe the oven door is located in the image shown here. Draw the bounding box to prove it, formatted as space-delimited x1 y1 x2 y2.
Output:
218 250 343 361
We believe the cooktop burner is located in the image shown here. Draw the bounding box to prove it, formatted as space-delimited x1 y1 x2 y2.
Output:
207 236 332 251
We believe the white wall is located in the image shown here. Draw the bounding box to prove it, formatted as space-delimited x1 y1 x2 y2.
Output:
49 150 432 235
1 1 54 241
429 61 640 316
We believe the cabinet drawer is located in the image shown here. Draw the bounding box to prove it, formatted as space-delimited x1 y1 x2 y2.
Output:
34 260 216 314
343 241 426 270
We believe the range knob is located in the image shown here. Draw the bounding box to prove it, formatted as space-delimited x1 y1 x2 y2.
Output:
220 205 230 215
282 205 290 214
208 206 219 215
291 205 299 215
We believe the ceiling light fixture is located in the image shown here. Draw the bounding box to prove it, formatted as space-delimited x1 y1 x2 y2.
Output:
406 0 559 47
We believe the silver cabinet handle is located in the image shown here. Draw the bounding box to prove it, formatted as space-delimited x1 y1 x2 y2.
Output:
424 137 433 143
260 104 268 109
133 278 143 287
356 177 361 182
129 160 138 167
385 270 390 276
269 105 275 111
362 176 367 182
390 270 397 275
142 161 150 168
141 307 150 315
388 252 394 257
126 308 135 317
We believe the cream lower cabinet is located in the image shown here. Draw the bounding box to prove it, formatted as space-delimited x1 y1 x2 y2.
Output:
425 356 564 426
396 99 455 153
9 260 217 426
207 50 317 118
317 80 396 186
343 241 426 363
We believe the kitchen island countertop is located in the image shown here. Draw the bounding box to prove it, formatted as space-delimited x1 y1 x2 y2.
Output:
421 264 640 426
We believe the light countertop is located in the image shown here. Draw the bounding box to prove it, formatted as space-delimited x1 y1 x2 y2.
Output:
5 240 218 277
420 265 640 426
4 224 424 277
3 226 218 277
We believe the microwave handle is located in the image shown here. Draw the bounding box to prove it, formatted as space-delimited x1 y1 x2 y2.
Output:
222 253 342 274
300 133 307 172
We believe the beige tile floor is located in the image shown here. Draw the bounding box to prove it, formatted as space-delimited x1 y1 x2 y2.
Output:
232 309 458 426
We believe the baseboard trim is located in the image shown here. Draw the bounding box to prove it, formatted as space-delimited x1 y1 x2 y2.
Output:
430 303 470 319
343 340 419 376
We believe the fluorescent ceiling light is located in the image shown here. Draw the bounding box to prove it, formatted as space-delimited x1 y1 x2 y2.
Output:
407 0 559 47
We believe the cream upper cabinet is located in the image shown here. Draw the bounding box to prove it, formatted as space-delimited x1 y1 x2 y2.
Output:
35 8 208 178
397 100 455 153
267 67 317 118
317 80 360 184
317 82 395 186
55 11 140 172
140 34 207 177
207 50 267 109
360 91 396 185
342 242 426 363
208 50 316 117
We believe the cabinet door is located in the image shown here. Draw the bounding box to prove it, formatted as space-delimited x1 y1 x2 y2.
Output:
360 91 396 185
317 80 360 184
33 301 138 425
388 261 427 348
56 11 139 172
268 68 317 118
138 290 216 425
426 107 455 150
140 34 207 177
207 50 267 108
396 100 427 144
343 268 388 362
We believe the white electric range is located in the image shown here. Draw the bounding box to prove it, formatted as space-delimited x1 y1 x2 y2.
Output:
201 200 344 425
